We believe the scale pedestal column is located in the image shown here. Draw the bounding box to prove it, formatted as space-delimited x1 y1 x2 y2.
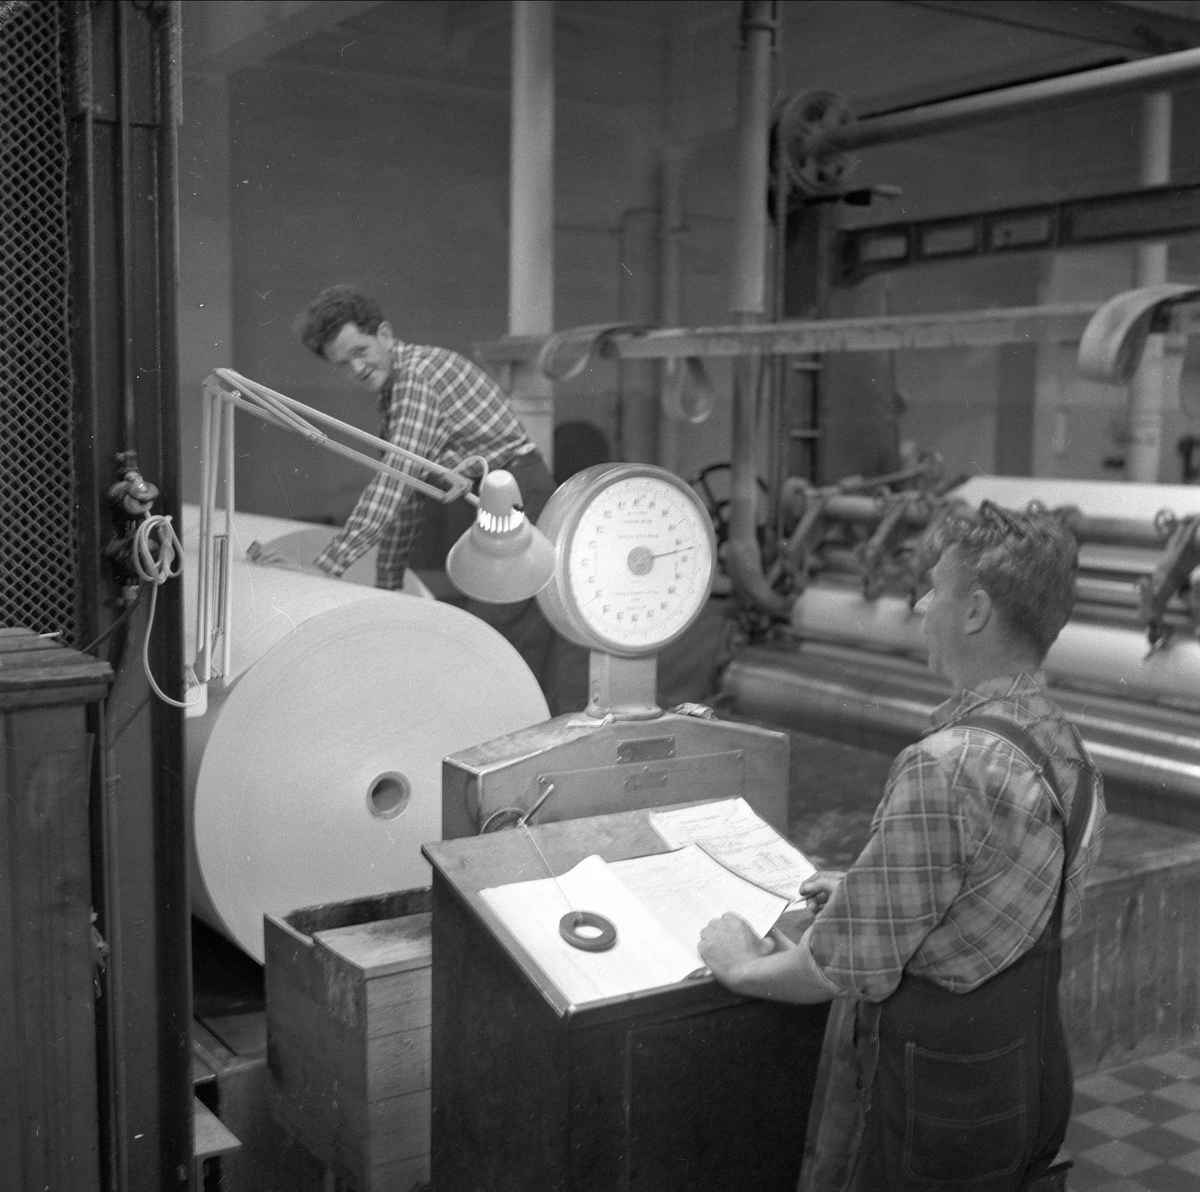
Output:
586 651 660 720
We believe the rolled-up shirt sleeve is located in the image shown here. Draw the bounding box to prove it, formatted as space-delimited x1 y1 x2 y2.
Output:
314 466 425 581
807 745 968 1002
313 342 538 588
314 366 444 583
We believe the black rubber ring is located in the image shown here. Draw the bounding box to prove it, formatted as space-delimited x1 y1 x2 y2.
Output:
559 910 617 952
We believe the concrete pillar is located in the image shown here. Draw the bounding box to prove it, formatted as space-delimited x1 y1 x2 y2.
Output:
1126 91 1172 482
508 0 555 468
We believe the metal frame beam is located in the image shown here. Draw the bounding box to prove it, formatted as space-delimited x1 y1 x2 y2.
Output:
476 294 1200 371
836 181 1200 282
476 303 1103 367
68 3 192 1188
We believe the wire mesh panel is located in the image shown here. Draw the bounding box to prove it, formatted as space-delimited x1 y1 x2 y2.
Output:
0 1 79 642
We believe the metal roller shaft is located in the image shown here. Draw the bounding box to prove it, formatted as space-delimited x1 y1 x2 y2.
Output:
723 641 1200 832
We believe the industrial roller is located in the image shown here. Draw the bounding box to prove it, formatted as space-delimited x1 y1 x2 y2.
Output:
721 476 1200 831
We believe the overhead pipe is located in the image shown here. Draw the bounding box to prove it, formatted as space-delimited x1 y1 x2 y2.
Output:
727 0 792 617
805 47 1200 158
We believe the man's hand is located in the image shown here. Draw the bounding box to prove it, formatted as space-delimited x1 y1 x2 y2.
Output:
798 870 846 916
698 912 776 990
699 913 840 1005
246 541 324 575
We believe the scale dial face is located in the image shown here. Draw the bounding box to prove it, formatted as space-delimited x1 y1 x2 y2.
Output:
536 464 716 657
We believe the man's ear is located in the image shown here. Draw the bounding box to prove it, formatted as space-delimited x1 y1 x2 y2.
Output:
376 321 395 348
963 587 993 636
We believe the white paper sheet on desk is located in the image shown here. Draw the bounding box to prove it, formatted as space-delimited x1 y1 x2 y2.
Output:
649 798 817 901
479 846 787 1010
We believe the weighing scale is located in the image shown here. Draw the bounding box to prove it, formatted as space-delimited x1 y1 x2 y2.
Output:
442 461 790 841
429 465 816 1189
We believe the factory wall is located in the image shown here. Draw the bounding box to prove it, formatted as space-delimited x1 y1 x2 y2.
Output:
177 1 1200 561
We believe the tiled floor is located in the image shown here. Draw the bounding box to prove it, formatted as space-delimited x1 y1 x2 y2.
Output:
1066 1044 1200 1191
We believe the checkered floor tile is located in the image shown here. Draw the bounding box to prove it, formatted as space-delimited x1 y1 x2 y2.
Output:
1066 1044 1200 1191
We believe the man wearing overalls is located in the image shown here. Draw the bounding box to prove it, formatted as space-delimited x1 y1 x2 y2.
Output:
700 502 1106 1190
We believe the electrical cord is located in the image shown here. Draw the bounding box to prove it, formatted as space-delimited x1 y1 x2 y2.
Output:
79 587 143 656
130 512 203 709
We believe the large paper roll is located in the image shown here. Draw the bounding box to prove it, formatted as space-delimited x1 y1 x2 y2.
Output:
181 506 550 960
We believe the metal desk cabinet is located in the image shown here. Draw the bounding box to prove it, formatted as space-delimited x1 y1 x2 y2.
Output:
423 809 828 1192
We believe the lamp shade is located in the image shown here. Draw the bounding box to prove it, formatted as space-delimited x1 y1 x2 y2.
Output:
446 470 555 603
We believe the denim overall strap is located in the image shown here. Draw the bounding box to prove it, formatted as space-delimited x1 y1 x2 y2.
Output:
955 714 1097 883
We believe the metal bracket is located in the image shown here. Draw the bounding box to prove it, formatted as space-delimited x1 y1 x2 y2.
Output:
1138 511 1200 647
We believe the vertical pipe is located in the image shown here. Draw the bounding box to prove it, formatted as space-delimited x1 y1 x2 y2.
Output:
508 1 555 467
69 1 103 644
617 208 660 463
729 2 773 320
1127 91 1173 483
115 0 136 445
726 1 790 615
658 146 685 474
657 11 689 475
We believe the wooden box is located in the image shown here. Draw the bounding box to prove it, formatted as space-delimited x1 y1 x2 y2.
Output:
264 888 432 1192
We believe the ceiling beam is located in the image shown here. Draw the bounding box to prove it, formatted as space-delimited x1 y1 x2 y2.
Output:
900 1 1200 54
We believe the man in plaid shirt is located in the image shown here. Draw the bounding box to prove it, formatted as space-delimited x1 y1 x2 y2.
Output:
700 503 1104 1190
296 284 586 714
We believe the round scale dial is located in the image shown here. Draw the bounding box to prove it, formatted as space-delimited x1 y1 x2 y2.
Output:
536 463 716 657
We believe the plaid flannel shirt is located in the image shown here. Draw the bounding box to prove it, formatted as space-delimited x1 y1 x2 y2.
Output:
807 672 1105 1003
314 342 535 588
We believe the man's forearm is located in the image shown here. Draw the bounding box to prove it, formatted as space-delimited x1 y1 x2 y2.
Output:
718 929 841 1005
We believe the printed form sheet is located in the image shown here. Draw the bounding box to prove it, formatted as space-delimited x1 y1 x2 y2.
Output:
479 845 787 1010
649 798 817 902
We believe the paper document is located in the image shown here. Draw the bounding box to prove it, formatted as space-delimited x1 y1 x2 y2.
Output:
649 798 817 901
479 845 788 1010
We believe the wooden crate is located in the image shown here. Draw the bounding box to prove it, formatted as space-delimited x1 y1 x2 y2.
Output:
264 888 432 1192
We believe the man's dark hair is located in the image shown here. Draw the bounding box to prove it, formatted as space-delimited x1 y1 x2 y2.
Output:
921 500 1078 659
296 284 385 356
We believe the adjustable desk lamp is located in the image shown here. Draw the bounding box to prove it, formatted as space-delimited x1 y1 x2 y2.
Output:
193 368 554 696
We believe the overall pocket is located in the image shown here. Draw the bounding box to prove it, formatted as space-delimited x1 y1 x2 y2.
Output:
902 1038 1027 1183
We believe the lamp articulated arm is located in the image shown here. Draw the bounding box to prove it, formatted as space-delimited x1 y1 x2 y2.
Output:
192 369 552 698
206 369 482 505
